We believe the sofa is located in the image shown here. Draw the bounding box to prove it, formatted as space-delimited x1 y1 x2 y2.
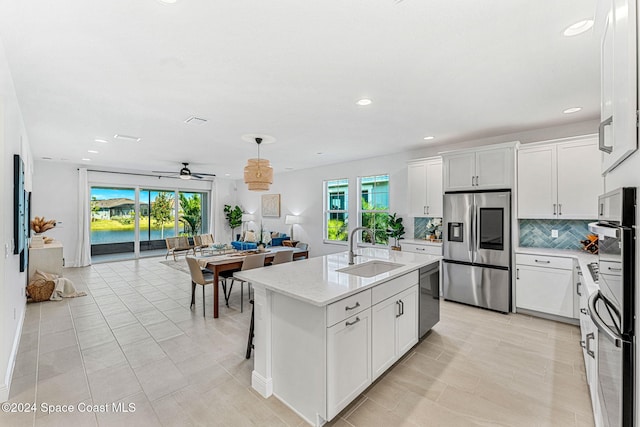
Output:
231 231 289 251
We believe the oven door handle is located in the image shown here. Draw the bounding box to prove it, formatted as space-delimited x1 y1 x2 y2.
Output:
588 291 624 348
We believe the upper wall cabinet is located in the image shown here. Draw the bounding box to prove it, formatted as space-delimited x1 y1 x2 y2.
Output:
517 135 603 219
407 157 442 217
597 0 638 174
442 144 515 192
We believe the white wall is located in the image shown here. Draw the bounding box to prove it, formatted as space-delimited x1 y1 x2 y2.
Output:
0 39 33 402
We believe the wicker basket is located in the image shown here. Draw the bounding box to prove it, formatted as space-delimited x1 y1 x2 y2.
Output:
26 279 55 302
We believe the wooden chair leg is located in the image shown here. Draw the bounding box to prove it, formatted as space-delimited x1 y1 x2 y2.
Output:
246 300 254 359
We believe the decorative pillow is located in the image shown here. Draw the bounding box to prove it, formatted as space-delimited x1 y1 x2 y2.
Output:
261 232 272 245
244 230 257 242
271 232 281 238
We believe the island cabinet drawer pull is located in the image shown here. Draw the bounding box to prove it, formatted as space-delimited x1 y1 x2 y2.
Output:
345 302 360 311
608 266 622 272
345 317 360 327
534 259 550 264
396 301 401 318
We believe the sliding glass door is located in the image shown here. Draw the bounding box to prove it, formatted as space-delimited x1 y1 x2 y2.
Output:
90 186 210 259
90 187 136 257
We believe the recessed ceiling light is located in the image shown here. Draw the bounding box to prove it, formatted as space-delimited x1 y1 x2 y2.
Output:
563 107 582 114
94 139 109 144
356 98 372 106
157 0 178 4
423 136 435 141
82 158 91 161
114 134 142 142
563 19 594 37
88 150 99 154
41 157 52 160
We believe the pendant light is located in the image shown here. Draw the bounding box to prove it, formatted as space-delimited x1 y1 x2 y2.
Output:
244 137 273 191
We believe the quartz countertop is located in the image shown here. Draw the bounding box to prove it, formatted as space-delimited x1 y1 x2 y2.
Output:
402 238 443 247
234 248 441 307
515 247 599 295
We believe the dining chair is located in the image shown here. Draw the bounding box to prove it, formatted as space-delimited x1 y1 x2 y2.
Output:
271 249 294 265
226 253 266 312
185 257 214 317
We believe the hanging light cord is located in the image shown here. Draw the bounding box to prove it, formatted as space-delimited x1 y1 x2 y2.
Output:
255 137 263 178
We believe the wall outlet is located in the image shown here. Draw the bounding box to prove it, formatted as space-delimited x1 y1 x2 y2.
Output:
551 229 559 238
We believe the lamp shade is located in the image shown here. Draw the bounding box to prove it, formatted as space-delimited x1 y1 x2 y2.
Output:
241 214 256 222
244 158 273 191
285 215 302 225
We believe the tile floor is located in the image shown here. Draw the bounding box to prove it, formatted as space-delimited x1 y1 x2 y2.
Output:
2 257 594 426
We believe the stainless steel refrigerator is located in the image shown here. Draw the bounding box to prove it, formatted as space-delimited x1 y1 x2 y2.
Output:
443 191 511 313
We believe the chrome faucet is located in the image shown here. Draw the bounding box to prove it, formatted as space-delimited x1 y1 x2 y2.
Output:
349 227 375 264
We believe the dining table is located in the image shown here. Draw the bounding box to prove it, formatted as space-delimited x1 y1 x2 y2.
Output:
196 247 309 318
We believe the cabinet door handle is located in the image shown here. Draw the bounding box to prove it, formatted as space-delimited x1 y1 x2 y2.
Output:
471 176 475 186
424 206 427 215
426 206 430 215
608 267 622 272
345 317 361 327
516 268 519 280
534 259 550 264
396 301 402 318
599 203 604 216
580 308 588 315
558 204 562 216
598 115 613 154
553 204 557 215
586 332 595 359
400 299 404 316
345 302 360 311
475 176 479 186
577 282 582 296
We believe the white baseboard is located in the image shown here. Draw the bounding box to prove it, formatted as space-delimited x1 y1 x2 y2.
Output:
1 306 25 402
251 370 273 398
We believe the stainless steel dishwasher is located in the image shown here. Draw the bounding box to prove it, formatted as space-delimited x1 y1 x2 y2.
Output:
419 263 440 337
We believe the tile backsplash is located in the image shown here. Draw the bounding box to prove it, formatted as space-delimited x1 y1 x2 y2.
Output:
414 217 443 239
519 219 594 250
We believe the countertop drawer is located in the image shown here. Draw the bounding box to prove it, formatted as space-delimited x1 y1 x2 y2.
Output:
327 289 371 327
371 271 419 306
515 253 573 270
402 243 442 256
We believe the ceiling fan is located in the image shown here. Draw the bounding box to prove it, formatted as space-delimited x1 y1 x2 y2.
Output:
153 163 216 180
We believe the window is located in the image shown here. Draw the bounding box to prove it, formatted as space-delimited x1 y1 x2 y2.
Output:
359 174 389 245
324 179 349 242
179 191 208 236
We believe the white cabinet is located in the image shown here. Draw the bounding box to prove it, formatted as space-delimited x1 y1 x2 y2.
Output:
515 254 574 318
371 285 418 380
407 157 442 217
28 242 64 281
443 145 514 192
597 0 638 174
327 309 372 420
517 137 603 219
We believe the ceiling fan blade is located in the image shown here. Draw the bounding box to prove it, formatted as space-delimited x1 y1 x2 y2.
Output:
151 170 176 174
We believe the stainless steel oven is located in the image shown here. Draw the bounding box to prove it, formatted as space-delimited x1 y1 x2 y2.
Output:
588 187 635 427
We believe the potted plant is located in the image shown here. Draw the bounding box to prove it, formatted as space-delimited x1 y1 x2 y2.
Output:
386 213 405 251
224 205 243 241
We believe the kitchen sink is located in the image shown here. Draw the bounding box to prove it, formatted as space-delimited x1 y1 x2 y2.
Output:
336 261 404 278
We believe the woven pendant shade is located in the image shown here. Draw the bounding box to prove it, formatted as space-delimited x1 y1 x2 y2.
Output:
244 158 273 191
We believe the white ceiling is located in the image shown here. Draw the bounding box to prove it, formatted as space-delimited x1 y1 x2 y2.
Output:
0 0 599 178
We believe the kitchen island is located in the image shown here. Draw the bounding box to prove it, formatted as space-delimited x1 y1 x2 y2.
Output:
234 247 441 426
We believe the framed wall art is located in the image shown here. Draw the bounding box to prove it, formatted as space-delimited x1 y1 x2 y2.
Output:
261 194 281 217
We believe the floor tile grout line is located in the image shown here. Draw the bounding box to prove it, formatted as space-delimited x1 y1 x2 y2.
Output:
66 296 100 426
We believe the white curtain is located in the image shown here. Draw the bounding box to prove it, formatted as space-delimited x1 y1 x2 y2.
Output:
74 168 92 266
209 178 216 240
